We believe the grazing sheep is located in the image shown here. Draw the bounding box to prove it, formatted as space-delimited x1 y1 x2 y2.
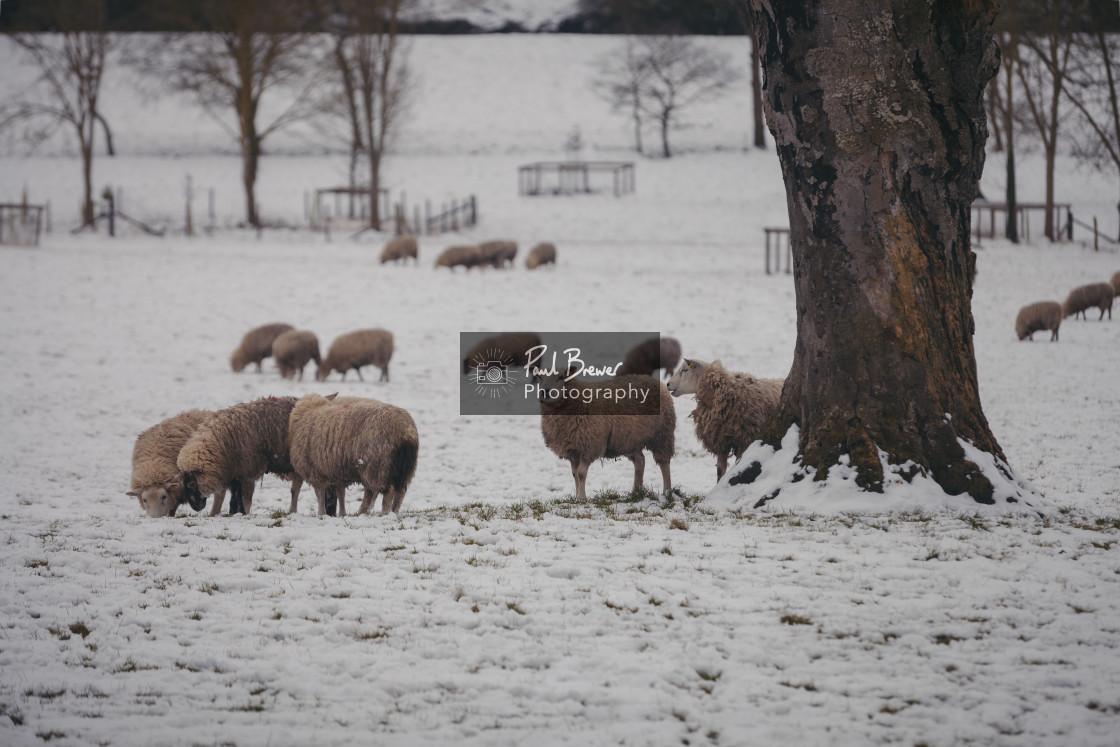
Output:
435 245 483 271
462 331 542 375
525 242 557 269
479 239 518 268
231 323 294 373
178 396 303 516
667 359 783 481
380 235 418 264
539 372 675 502
617 336 682 380
272 329 321 381
1110 270 1120 297
1015 301 1062 341
289 393 419 516
317 328 394 382
128 409 215 517
1062 282 1115 320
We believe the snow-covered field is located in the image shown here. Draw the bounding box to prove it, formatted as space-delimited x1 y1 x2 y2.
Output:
2 33 1120 747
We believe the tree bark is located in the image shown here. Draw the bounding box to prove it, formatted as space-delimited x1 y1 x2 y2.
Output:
750 30 765 149
1003 31 1019 243
746 0 1018 504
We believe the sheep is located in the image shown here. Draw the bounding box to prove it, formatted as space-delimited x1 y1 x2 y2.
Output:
667 359 784 481
538 372 675 502
1015 301 1062 341
1110 270 1120 297
127 409 215 517
525 242 557 269
617 335 682 380
1062 282 1115 320
317 328 394 383
231 322 294 373
479 239 518 268
461 331 542 375
380 235 418 264
288 393 419 516
177 396 303 516
435 245 483 271
272 329 321 381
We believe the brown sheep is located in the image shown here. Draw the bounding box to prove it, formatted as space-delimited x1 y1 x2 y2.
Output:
539 372 675 502
128 409 215 517
667 359 783 481
479 240 518 268
617 336 682 380
435 245 483 270
1110 270 1120 297
461 332 542 375
1062 282 1115 320
272 329 321 381
289 393 419 516
177 396 303 516
231 323 294 373
380 235 418 264
525 242 557 269
1015 301 1062 341
318 328 394 382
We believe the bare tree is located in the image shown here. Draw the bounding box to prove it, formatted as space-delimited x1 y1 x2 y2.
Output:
592 38 650 155
324 0 412 229
152 0 319 228
1065 30 1120 239
2 0 115 226
742 0 1028 506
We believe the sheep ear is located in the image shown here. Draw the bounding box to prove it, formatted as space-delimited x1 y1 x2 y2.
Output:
126 490 140 498
325 392 339 401
683 358 692 368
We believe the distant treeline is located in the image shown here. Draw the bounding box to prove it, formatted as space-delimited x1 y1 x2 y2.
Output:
1 0 1117 34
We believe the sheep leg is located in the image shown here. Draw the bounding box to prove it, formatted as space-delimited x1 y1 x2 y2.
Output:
314 485 331 516
209 488 226 517
656 457 672 498
357 486 376 515
572 457 591 502
628 451 646 495
388 488 405 514
380 364 390 383
240 480 256 516
228 480 244 515
354 366 364 382
288 475 303 514
716 452 729 482
324 485 338 516
336 485 347 517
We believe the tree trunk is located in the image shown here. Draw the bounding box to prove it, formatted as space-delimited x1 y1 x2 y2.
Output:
745 0 1022 505
659 111 671 158
242 131 260 228
81 140 95 226
751 30 766 149
1004 32 1019 243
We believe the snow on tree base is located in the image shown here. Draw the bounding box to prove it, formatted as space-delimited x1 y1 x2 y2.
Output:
705 425 1048 515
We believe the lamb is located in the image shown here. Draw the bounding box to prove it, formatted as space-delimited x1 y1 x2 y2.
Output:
127 409 215 517
1015 301 1062 341
617 335 682 380
317 328 394 382
288 393 419 516
435 245 483 270
479 239 518 268
525 242 556 269
1062 282 1115 320
177 396 304 516
539 372 675 502
272 329 321 381
231 322 294 373
667 359 784 481
461 331 542 375
380 235 418 264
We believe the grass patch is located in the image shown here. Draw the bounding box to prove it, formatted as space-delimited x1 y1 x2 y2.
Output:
780 614 812 626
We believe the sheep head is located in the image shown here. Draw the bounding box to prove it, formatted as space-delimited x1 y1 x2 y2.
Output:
666 358 706 397
128 483 180 518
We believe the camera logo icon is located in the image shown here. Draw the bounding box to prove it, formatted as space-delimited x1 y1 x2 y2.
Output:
471 349 518 399
477 360 508 386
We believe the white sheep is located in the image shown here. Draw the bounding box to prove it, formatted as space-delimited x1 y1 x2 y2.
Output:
667 358 783 481
288 393 420 516
128 409 215 517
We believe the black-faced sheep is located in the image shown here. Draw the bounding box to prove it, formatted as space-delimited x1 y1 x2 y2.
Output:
525 242 556 269
272 329 321 381
539 372 675 502
1015 301 1062 341
128 409 215 517
317 328 394 382
667 359 783 481
289 393 419 516
177 396 303 516
381 235 418 264
617 336 682 380
435 245 483 270
461 331 542 375
479 240 518 268
1063 282 1114 320
231 323 294 373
